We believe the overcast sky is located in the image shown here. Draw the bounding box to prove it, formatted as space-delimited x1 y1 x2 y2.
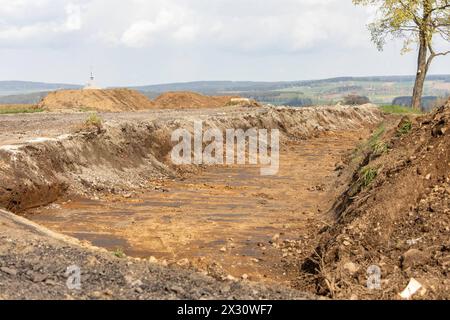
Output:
0 0 449 87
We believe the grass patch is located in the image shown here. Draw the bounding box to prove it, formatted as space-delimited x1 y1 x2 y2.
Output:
359 166 378 188
113 248 125 258
0 105 44 115
380 105 423 115
367 124 386 147
84 113 103 129
372 140 388 156
397 119 413 136
351 123 387 164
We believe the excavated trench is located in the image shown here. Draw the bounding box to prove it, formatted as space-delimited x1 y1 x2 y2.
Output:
0 105 384 286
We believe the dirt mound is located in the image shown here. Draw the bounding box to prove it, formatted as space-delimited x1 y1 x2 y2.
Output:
153 91 238 109
37 90 248 112
297 98 450 299
38 89 155 112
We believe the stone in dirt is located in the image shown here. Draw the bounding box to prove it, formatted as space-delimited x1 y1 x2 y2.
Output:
1 267 17 276
343 262 359 275
177 258 190 267
32 273 48 283
402 249 430 270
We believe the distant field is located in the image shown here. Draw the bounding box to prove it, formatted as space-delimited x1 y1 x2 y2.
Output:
272 79 449 106
1 76 449 107
379 105 424 115
0 104 43 114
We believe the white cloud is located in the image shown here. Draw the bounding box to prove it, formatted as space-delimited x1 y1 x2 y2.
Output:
0 0 373 51
2 0 446 85
0 0 85 46
65 3 83 31
119 3 199 48
121 20 158 48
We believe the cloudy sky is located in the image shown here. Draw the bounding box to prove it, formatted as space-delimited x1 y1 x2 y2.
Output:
0 0 449 87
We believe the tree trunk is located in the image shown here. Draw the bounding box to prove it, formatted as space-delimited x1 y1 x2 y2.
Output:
411 37 428 110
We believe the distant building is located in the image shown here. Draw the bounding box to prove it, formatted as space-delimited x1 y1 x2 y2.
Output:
84 70 100 90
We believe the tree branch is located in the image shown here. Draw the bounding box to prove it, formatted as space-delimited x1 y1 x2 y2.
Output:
430 3 450 13
427 42 450 70
435 50 450 57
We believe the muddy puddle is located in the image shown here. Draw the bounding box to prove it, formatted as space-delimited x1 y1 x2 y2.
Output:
24 131 365 285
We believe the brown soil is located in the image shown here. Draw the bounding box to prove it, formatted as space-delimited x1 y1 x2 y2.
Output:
295 99 450 300
38 89 156 112
153 91 238 109
0 208 313 300
23 130 369 286
1 98 448 300
0 105 382 213
0 104 384 300
37 89 241 113
12 101 447 300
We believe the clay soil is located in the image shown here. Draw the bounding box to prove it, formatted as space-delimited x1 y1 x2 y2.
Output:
154 91 238 109
36 89 238 113
38 89 156 112
294 100 450 300
2 99 449 300
0 103 383 299
23 130 369 286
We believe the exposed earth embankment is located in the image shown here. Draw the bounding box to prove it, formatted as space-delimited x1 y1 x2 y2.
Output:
0 103 387 300
0 104 382 212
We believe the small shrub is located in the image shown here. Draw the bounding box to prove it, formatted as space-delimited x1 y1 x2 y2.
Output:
359 166 378 188
372 140 388 156
397 119 412 136
113 248 125 258
84 113 103 130
343 95 371 106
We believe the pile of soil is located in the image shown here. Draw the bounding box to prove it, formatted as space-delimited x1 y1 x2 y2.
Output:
153 91 238 109
297 98 450 299
37 89 244 112
38 89 156 112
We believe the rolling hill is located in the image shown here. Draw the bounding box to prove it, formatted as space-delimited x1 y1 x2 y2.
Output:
1 75 449 107
0 81 82 96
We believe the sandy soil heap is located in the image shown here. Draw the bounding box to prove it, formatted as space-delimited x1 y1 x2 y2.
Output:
153 91 238 109
37 89 244 112
38 89 156 112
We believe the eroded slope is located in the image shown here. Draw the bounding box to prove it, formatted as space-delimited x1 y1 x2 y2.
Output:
297 99 450 299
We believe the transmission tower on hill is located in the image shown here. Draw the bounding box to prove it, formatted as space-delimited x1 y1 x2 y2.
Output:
84 67 100 90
